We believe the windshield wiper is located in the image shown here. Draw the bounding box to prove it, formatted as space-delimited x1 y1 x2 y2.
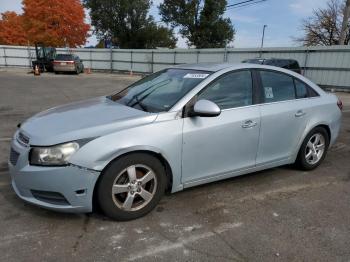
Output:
133 95 148 111
134 80 170 105
127 79 170 111
126 80 167 106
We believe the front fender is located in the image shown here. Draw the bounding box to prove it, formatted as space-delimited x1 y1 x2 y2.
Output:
95 145 170 170
69 116 184 193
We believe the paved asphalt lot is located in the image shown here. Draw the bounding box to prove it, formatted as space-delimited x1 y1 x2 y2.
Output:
0 69 350 262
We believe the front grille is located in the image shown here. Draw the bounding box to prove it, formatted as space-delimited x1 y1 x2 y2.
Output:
31 190 70 206
9 148 20 166
17 132 30 146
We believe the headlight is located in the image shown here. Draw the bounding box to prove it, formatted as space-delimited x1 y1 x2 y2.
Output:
30 142 80 166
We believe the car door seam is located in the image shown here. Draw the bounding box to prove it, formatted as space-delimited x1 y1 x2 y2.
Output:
254 106 262 167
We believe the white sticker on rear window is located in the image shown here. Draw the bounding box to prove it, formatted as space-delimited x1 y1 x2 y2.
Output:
264 87 274 98
183 73 209 79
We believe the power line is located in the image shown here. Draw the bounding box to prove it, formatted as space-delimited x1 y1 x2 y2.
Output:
227 0 260 8
226 0 267 11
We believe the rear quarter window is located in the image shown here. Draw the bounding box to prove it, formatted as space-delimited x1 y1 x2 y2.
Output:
294 78 319 98
294 79 308 98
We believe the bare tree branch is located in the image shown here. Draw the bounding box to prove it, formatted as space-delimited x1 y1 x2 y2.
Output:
294 0 349 46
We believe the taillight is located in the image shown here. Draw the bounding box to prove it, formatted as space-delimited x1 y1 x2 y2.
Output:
337 99 343 111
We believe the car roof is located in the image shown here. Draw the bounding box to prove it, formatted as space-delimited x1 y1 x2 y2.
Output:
172 62 316 89
173 62 280 72
244 58 298 62
173 63 254 72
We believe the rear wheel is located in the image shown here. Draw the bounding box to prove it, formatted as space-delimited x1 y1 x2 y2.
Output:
97 153 166 221
296 127 329 170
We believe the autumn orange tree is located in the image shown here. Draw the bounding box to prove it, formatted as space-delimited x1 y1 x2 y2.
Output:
0 12 28 45
0 0 90 47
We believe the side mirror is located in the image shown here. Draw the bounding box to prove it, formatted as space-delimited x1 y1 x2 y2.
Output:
190 99 221 117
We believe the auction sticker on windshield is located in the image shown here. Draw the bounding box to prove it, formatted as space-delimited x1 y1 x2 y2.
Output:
183 73 209 79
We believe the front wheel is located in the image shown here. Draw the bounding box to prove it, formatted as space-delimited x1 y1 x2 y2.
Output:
97 153 167 221
296 127 329 170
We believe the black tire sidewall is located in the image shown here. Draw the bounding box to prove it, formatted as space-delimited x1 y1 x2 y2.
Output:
297 127 329 170
97 153 167 221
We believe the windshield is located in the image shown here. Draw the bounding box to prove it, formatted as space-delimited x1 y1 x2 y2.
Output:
110 69 211 113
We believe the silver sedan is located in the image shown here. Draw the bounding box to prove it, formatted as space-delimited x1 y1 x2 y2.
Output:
9 63 342 220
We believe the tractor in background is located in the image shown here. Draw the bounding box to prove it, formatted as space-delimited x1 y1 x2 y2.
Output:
32 43 56 72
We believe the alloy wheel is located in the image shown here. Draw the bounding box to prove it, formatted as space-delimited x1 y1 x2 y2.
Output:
111 164 157 211
305 133 325 165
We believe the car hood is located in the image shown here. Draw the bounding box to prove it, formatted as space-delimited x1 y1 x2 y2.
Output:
20 96 157 145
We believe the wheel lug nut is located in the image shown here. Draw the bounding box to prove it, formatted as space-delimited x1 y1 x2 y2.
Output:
131 191 134 194
137 189 141 193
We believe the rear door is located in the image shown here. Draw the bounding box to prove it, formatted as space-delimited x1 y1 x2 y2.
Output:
256 70 309 165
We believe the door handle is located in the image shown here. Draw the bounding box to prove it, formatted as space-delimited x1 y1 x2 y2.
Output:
295 110 306 117
242 120 257 128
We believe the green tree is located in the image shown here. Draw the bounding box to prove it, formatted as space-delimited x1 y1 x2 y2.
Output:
159 0 235 48
84 0 176 48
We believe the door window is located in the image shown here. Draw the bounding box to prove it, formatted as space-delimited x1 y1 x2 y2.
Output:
198 70 253 109
294 79 308 98
259 70 296 103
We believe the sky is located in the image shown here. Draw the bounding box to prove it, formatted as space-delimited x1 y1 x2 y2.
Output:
0 0 330 48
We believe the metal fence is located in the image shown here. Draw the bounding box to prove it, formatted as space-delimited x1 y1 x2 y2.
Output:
1 45 350 89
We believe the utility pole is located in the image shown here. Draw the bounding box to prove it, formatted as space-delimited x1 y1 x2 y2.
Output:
339 0 350 45
260 25 267 57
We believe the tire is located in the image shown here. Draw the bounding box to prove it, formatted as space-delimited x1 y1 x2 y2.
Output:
97 153 167 221
295 127 329 170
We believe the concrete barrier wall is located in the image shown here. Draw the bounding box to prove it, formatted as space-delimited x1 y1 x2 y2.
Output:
0 45 349 88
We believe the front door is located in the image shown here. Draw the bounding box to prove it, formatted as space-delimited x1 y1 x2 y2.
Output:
181 70 261 184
